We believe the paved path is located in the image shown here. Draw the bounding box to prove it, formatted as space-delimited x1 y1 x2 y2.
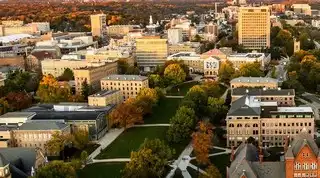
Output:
89 158 130 164
166 142 193 178
166 95 184 98
88 128 124 160
188 163 206 174
133 124 171 127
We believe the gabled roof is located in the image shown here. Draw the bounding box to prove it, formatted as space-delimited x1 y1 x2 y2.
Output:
19 121 69 130
202 48 226 56
289 130 319 157
228 96 261 116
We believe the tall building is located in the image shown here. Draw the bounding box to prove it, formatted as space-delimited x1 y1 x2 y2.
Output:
238 6 271 49
136 36 168 72
90 14 106 37
167 28 183 45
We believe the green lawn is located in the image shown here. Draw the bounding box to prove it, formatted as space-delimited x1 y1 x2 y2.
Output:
78 162 125 178
167 81 199 96
95 127 168 159
144 98 181 124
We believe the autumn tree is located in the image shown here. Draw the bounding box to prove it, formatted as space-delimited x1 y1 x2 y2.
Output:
192 121 213 166
148 74 163 88
167 106 196 143
218 60 235 84
137 88 159 104
33 161 76 178
37 75 71 103
164 63 186 85
199 165 222 178
123 139 173 178
58 68 74 81
234 62 264 77
201 81 223 98
0 98 9 115
72 129 89 150
109 100 143 129
6 91 32 111
45 131 72 156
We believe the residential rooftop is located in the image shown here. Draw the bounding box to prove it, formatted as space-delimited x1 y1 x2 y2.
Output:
101 74 148 81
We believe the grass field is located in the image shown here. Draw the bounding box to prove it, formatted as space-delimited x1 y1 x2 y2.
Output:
78 162 125 178
143 98 181 124
167 81 199 96
95 127 168 159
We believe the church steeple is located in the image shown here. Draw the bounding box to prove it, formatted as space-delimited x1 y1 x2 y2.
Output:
149 15 153 25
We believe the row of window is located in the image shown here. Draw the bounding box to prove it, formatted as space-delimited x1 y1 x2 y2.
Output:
101 82 142 86
294 162 317 170
262 122 312 127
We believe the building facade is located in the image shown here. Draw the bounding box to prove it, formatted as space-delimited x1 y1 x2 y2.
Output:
74 62 118 93
226 95 314 147
167 28 183 45
230 77 278 89
107 25 140 37
101 75 149 99
135 36 168 72
88 90 123 106
238 6 271 49
90 14 106 37
227 53 271 70
168 42 201 55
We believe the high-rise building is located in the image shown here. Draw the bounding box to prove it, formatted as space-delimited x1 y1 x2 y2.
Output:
90 14 106 37
238 6 271 49
167 28 183 45
136 36 168 72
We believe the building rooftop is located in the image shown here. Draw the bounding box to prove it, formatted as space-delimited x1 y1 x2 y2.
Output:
19 121 69 130
102 74 148 81
276 107 313 113
89 90 119 97
30 111 104 121
230 77 278 84
0 112 36 118
232 88 295 96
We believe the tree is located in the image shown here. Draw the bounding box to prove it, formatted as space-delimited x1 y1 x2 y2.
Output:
58 68 74 81
235 62 264 77
136 88 159 104
37 75 71 103
133 96 154 116
148 74 163 88
164 64 186 85
33 161 76 178
207 97 228 125
123 139 173 178
109 100 143 129
118 59 129 74
80 151 88 165
45 131 72 156
72 129 89 150
0 98 9 115
201 81 222 98
6 91 32 111
81 80 92 100
199 165 222 178
181 85 208 117
218 60 235 84
167 106 196 143
192 121 213 166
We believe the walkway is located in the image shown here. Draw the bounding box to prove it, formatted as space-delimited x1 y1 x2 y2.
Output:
133 124 171 127
166 95 184 98
88 128 124 160
89 158 130 164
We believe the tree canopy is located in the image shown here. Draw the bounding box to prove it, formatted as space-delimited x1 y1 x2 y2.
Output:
33 161 76 178
164 63 186 85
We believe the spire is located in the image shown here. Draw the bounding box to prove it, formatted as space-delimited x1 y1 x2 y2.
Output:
149 15 153 25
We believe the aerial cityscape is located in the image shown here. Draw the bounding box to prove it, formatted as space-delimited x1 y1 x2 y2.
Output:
0 0 320 178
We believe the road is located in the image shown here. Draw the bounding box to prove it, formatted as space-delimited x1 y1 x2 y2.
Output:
266 57 289 82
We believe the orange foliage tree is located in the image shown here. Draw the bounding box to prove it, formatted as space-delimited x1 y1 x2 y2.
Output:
109 99 143 129
192 121 213 165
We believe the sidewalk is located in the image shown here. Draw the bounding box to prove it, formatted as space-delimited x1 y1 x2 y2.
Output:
88 128 124 160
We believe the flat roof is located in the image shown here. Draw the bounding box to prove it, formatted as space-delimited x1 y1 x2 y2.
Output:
30 111 104 121
19 121 69 130
89 90 119 97
230 77 278 84
0 112 35 118
102 75 148 81
277 107 313 113
232 88 295 96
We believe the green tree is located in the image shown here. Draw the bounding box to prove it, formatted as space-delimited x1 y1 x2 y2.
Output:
201 81 223 98
207 97 228 125
199 165 222 178
72 129 89 150
122 139 173 178
58 68 74 81
235 62 264 77
33 161 76 178
80 150 88 165
218 60 235 84
167 106 196 143
81 80 92 100
45 131 72 156
148 74 163 88
118 59 129 74
164 63 186 85
181 85 208 117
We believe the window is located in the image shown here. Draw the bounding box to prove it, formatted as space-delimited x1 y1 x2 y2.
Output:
311 162 317 170
295 162 301 170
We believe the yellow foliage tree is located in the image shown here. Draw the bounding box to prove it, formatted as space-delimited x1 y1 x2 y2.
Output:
164 63 186 85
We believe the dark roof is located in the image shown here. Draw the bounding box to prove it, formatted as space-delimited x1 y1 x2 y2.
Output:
19 121 69 130
30 111 103 121
232 88 295 96
228 96 261 116
0 148 38 178
30 51 58 60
